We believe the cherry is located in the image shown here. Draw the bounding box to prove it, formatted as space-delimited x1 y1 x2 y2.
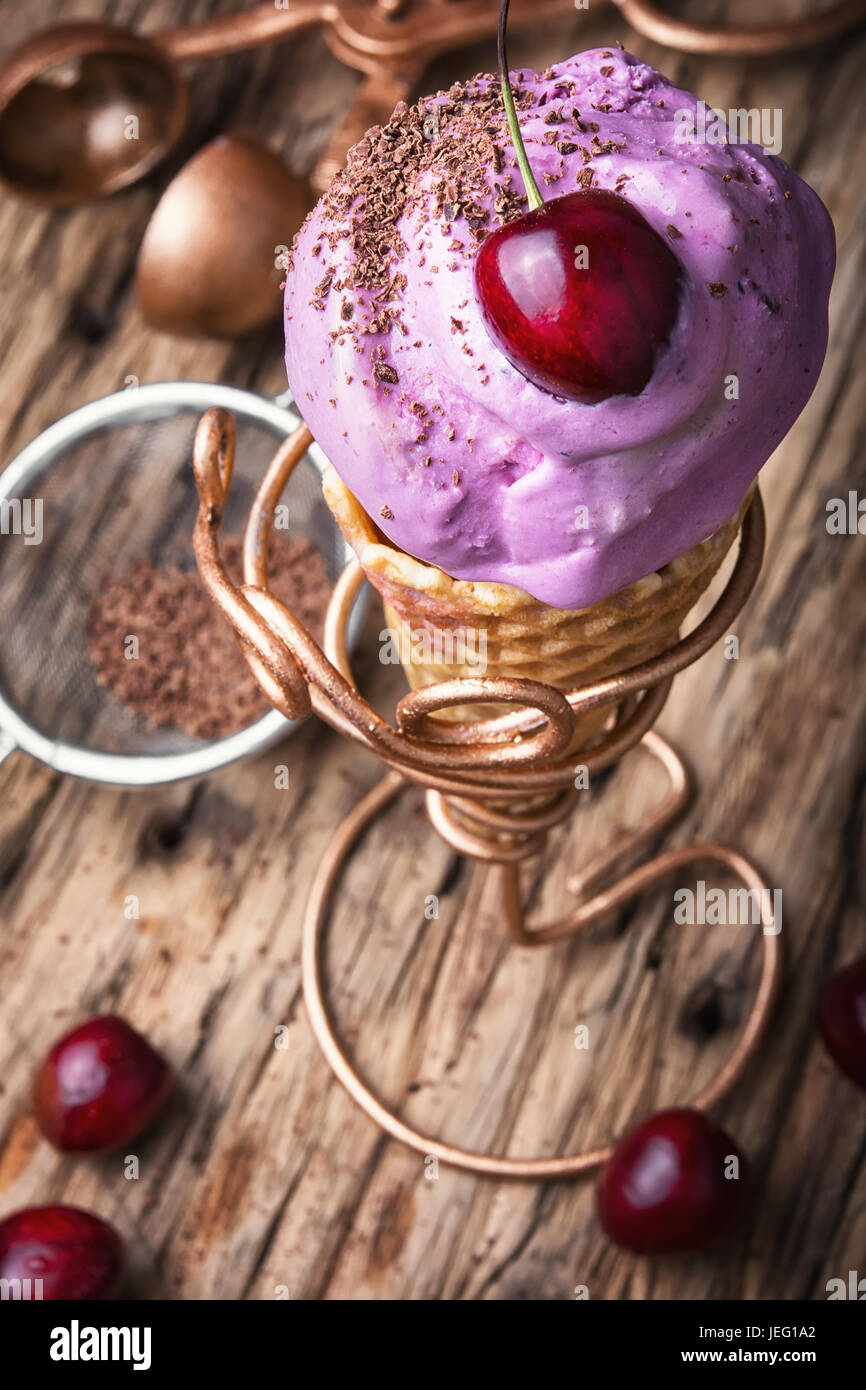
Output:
474 0 682 402
35 1014 172 1154
475 190 683 402
597 1108 750 1254
819 957 866 1090
0 1205 123 1299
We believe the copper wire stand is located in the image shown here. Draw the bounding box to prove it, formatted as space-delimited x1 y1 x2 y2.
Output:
193 411 780 1180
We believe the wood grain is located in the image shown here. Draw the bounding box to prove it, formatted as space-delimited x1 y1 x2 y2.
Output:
0 0 864 1301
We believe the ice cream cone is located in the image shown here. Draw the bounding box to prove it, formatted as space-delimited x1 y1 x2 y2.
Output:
323 464 750 751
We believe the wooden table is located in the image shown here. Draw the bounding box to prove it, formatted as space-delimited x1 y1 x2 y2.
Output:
0 0 864 1301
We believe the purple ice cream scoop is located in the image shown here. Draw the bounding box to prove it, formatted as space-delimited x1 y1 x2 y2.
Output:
284 49 834 610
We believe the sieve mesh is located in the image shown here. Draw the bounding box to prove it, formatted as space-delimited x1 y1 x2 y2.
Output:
0 387 345 766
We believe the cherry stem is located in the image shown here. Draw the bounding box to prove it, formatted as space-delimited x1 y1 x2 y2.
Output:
497 0 544 212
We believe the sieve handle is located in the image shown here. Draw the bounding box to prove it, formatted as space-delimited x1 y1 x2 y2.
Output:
0 729 18 769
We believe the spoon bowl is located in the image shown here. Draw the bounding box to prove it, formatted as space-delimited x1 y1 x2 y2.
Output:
0 23 188 204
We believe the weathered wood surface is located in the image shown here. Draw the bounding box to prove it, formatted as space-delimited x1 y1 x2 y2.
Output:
0 0 864 1301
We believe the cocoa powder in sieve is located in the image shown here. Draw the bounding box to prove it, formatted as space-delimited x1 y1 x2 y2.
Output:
86 535 330 740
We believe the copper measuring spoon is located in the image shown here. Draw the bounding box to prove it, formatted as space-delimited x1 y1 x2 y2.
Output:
0 0 863 207
0 7 328 205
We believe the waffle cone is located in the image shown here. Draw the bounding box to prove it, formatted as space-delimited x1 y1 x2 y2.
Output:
323 465 748 750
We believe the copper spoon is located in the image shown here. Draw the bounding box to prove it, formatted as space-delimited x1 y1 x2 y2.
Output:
0 9 328 205
0 0 560 207
2 1 864 206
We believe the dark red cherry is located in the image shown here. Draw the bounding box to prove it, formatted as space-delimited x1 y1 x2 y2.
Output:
35 1014 172 1153
0 1205 123 1299
597 1108 750 1254
819 957 866 1090
474 189 683 402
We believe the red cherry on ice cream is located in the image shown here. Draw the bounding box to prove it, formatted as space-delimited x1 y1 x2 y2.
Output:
819 957 866 1090
479 0 682 402
0 1205 123 1299
35 1014 172 1153
474 188 683 402
597 1108 750 1254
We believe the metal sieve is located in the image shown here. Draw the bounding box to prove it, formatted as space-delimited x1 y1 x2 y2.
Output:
0 380 363 786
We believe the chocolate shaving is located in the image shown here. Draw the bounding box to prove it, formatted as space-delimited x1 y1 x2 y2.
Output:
373 361 399 384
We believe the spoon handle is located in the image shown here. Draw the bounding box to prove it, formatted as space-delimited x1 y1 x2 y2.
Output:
612 0 866 55
157 2 335 62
